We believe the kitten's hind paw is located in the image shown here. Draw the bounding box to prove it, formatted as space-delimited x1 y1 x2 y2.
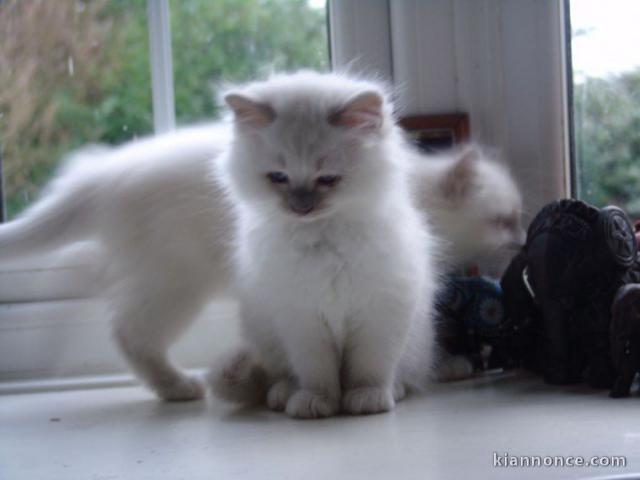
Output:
155 375 205 402
342 387 394 415
267 379 295 411
207 349 267 405
285 390 339 419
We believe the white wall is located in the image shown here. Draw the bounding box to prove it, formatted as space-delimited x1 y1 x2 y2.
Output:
333 0 570 222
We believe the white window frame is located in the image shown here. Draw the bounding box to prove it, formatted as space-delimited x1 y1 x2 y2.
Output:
147 0 176 134
1 0 572 386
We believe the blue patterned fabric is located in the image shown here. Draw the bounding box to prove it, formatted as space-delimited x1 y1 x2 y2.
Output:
437 275 527 370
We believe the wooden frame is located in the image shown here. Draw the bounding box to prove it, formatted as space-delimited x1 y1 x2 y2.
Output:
399 113 470 153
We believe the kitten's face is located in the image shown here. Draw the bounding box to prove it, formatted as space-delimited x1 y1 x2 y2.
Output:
462 166 525 271
476 206 525 254
247 119 357 220
262 168 343 220
224 74 391 221
438 149 525 272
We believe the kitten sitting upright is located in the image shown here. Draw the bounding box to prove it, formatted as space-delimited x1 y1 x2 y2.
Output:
210 72 439 418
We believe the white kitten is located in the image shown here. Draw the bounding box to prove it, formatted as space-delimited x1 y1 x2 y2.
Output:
0 73 438 411
0 124 235 400
0 76 520 403
412 145 525 382
411 145 525 276
209 72 439 418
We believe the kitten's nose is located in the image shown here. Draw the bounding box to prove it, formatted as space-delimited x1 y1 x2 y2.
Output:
288 188 317 215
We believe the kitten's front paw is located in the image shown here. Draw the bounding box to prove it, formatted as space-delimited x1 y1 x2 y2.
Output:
155 375 205 402
285 390 338 419
342 387 394 415
267 380 295 411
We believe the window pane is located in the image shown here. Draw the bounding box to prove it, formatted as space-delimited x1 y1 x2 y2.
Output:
169 0 329 125
570 0 640 217
0 0 153 220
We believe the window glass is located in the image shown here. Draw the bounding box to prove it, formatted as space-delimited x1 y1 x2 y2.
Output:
0 0 152 220
169 0 329 124
570 0 640 217
0 0 328 221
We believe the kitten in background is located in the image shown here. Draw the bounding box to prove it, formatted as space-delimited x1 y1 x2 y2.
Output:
412 145 525 381
411 145 525 277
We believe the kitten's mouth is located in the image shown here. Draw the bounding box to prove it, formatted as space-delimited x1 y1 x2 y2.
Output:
287 190 320 218
291 205 315 216
287 206 331 222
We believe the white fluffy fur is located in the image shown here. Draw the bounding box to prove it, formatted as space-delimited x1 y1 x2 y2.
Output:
0 123 235 401
412 145 525 381
0 73 523 407
412 145 525 275
210 72 438 418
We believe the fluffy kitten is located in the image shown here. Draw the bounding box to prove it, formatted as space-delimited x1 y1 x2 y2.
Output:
0 73 438 411
0 124 235 401
0 76 522 403
210 72 438 418
412 146 525 381
412 145 525 276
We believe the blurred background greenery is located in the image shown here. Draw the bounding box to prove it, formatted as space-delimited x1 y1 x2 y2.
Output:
1 1 639 221
0 0 328 219
573 71 640 217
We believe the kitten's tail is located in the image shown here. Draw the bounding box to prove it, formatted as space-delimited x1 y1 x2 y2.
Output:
0 148 103 261
207 348 269 405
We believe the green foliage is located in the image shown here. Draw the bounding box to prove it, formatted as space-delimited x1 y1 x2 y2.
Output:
1 0 153 218
574 68 640 217
4 2 637 222
93 0 153 144
169 0 328 124
1 0 328 219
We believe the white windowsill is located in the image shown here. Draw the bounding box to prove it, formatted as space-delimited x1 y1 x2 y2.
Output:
2 371 639 480
0 372 138 395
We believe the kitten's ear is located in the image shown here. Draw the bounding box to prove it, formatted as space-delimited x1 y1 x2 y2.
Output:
441 148 479 201
225 93 275 128
329 90 384 132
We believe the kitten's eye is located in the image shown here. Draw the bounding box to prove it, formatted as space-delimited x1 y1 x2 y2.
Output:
316 175 342 187
266 171 289 184
492 217 506 227
492 216 516 229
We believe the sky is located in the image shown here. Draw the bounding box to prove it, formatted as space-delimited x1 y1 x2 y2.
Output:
308 0 326 10
570 0 640 80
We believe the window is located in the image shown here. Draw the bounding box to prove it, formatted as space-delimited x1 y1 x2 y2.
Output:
569 0 640 218
169 0 329 126
0 0 329 221
0 0 153 221
0 0 329 383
